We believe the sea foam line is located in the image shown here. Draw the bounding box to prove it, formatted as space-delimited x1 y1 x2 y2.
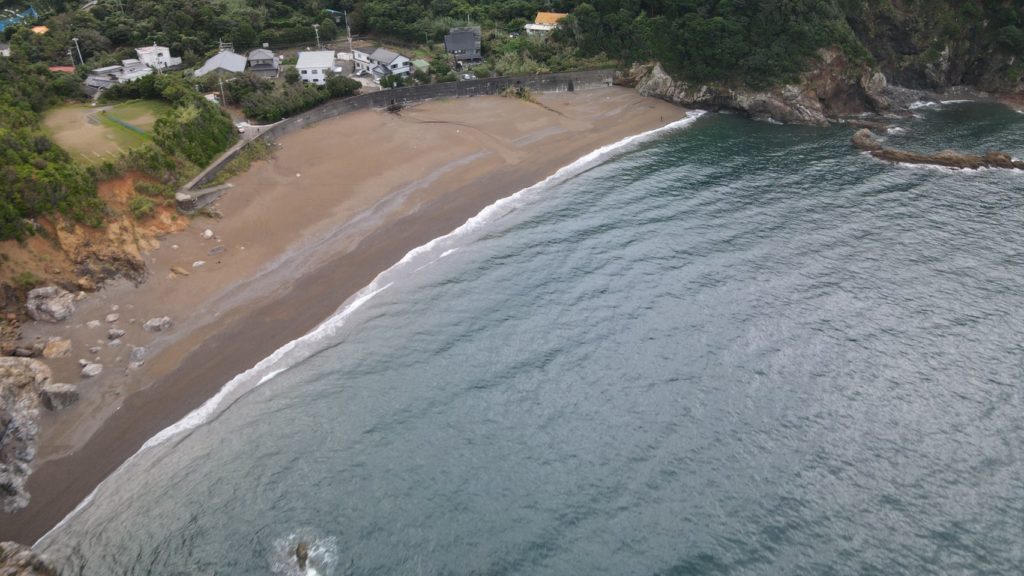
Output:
35 109 705 546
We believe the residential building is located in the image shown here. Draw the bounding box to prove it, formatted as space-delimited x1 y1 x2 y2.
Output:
48 65 75 73
85 59 153 89
30 25 48 34
193 50 247 77
295 50 336 85
444 27 482 63
352 47 411 82
247 48 279 77
136 44 181 70
525 12 568 35
0 43 10 58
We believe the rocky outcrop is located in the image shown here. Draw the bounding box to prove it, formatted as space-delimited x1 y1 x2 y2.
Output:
0 541 58 576
852 129 1024 170
24 288 75 324
0 358 51 513
620 52 890 126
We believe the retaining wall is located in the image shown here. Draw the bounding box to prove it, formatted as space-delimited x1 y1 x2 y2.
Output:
186 69 614 190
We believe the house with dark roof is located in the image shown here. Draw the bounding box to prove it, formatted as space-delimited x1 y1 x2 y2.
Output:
247 48 279 78
353 47 411 82
444 27 482 63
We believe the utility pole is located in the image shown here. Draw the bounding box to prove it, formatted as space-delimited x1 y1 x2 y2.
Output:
71 37 83 67
343 10 353 56
218 74 226 106
312 23 321 50
67 48 75 67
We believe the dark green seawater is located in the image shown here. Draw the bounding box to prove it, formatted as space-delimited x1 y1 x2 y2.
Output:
40 103 1024 575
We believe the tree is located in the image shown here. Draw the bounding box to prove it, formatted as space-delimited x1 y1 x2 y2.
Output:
325 73 360 97
285 66 300 85
380 74 405 88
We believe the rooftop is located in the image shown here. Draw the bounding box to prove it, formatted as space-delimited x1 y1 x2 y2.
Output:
247 48 274 61
135 44 168 55
445 27 481 53
296 50 335 69
534 12 569 25
369 47 402 64
193 51 247 76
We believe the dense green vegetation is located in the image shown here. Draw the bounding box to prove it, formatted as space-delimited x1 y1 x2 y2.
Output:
0 57 102 240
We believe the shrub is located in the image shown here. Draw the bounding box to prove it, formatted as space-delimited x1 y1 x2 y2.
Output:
128 195 155 219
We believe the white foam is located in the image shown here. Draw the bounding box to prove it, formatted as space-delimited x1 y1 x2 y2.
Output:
909 100 939 110
940 99 973 105
35 110 706 546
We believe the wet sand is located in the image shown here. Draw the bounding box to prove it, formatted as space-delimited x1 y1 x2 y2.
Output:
0 87 686 543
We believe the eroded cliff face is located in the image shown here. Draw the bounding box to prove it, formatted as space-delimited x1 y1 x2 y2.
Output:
620 50 890 125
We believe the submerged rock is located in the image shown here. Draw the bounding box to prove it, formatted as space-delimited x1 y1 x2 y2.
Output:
0 541 58 576
852 128 1024 170
25 287 75 323
0 358 51 513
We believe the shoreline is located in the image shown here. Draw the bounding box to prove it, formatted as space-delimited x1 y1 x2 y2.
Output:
0 87 688 544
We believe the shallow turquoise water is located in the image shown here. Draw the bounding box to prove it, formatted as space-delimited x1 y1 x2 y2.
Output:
42 103 1024 575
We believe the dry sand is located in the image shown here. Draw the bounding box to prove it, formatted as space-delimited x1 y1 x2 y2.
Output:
0 87 686 543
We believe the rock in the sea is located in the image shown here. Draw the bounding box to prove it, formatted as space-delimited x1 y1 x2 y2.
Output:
42 338 71 359
25 287 75 323
0 541 58 575
143 317 172 332
105 313 120 323
39 383 79 411
0 358 51 513
108 328 126 340
80 363 103 378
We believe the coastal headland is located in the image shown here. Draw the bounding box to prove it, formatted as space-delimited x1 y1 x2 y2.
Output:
0 87 686 544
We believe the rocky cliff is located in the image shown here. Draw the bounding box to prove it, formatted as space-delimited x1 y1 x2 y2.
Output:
0 358 52 514
620 50 891 126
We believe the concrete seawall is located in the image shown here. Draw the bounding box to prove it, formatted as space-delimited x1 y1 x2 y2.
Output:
179 69 614 201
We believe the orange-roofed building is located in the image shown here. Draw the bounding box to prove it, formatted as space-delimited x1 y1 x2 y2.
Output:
525 12 569 36
48 65 75 73
31 25 49 34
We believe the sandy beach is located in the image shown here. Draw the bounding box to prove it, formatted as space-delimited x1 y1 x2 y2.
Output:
0 86 686 543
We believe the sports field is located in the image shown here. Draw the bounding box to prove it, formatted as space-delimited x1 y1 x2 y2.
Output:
43 100 172 163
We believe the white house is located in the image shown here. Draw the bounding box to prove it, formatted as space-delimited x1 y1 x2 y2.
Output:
352 47 411 82
295 50 336 85
0 43 10 58
135 44 181 69
85 59 153 89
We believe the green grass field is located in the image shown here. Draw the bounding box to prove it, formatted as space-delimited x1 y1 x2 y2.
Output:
43 99 172 164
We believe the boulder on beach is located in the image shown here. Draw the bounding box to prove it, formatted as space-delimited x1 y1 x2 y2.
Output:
108 328 126 340
40 383 79 411
25 286 75 323
0 357 51 513
0 541 58 576
105 313 120 323
42 338 72 359
81 363 103 378
143 317 173 332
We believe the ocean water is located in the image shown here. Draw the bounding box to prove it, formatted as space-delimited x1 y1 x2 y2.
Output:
39 103 1024 575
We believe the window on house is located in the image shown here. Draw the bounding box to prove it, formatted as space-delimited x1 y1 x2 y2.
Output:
302 69 308 74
